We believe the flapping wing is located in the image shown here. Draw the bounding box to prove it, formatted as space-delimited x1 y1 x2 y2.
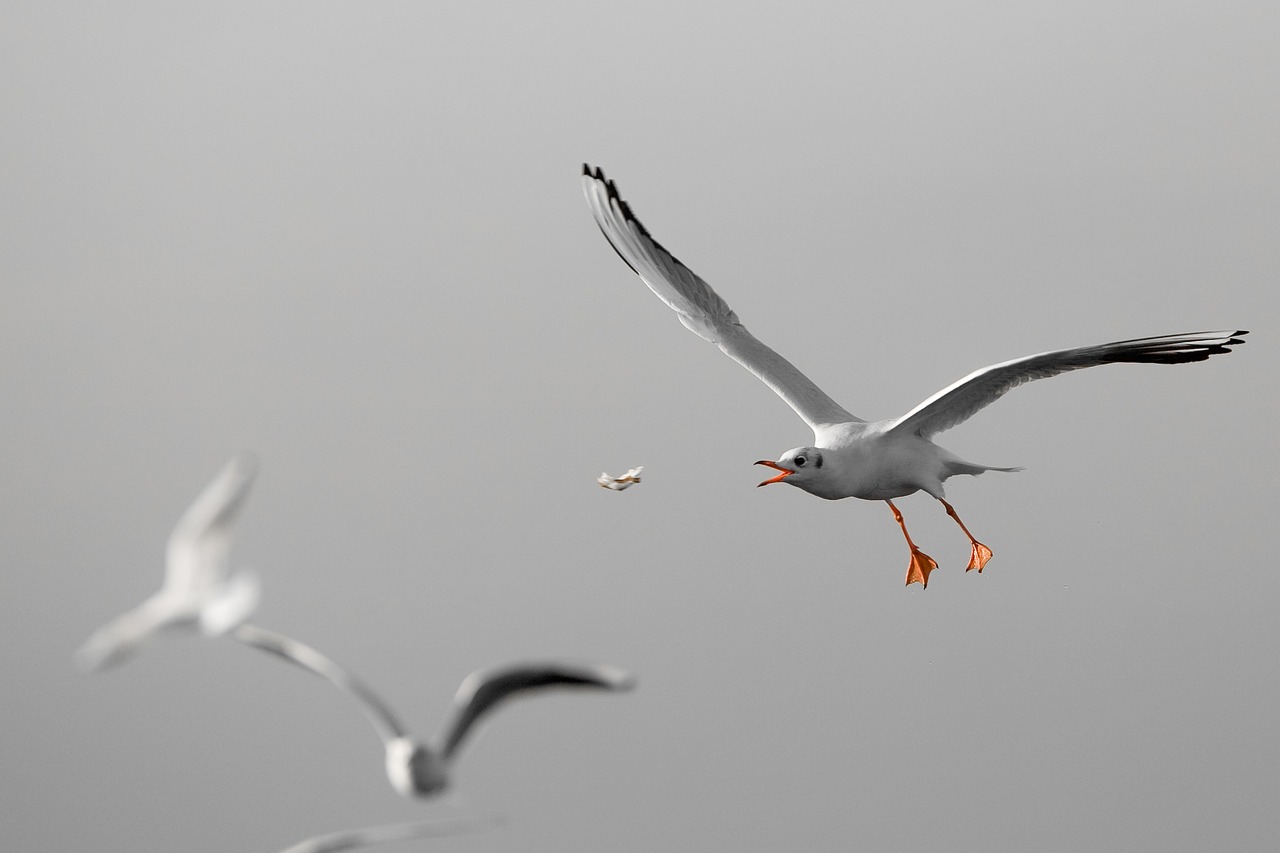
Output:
163 453 259 589
434 660 635 763
229 623 408 744
884 330 1249 439
582 165 861 431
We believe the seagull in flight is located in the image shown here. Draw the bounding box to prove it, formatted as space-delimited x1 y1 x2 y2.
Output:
582 164 1248 588
231 623 635 798
76 454 261 671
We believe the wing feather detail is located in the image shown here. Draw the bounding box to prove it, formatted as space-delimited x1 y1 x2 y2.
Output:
582 165 860 430
884 331 1249 438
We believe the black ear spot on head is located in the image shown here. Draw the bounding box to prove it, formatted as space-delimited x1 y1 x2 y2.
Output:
815 453 823 469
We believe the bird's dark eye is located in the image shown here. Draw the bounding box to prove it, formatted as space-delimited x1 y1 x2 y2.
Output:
795 455 806 467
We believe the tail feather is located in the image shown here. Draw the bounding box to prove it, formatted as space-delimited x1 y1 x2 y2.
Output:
944 455 1024 477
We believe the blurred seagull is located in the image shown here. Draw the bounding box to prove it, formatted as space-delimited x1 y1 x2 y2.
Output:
230 623 635 798
76 454 261 671
598 466 644 490
582 164 1249 588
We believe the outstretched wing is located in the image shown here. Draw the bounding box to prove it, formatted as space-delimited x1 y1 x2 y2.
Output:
229 623 408 745
434 660 635 762
884 331 1249 439
74 594 176 672
582 165 861 432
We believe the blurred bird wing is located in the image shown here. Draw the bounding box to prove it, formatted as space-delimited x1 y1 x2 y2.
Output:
228 623 408 744
433 660 635 762
274 815 500 853
163 453 259 591
75 593 183 672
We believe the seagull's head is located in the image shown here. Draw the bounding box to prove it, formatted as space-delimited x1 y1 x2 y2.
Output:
755 448 825 492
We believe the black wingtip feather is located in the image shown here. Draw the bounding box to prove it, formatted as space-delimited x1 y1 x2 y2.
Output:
583 165 641 275
597 224 642 277
1105 331 1249 365
585 165 665 246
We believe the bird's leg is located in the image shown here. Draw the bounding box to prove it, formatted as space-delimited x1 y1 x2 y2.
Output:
938 498 993 573
886 500 938 589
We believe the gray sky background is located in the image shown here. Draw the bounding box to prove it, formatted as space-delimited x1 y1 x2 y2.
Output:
3 2 1278 851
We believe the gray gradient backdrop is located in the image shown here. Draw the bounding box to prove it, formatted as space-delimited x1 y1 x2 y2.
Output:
4 2 1277 851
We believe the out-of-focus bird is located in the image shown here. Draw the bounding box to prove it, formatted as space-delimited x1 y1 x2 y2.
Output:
582 164 1249 588
231 623 635 798
76 454 261 671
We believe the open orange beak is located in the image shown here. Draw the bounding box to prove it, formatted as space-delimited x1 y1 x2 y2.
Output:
755 460 794 487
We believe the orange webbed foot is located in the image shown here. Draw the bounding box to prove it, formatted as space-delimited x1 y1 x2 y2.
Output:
966 541 993 573
905 548 939 589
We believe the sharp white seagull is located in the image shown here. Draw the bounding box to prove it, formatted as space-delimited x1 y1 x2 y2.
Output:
230 623 635 798
582 164 1249 588
76 454 261 671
